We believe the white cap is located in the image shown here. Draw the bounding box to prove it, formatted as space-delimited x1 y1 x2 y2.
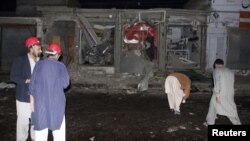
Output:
45 50 57 55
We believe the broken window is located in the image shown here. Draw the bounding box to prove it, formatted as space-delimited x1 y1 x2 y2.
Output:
78 17 115 66
166 25 202 69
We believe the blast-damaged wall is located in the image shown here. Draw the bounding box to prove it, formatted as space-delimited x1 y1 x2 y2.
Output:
0 7 210 92
45 20 76 66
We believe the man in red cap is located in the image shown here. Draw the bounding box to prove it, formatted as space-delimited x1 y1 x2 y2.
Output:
29 43 70 141
10 36 42 141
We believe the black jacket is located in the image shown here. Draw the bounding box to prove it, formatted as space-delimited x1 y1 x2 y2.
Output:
10 55 31 102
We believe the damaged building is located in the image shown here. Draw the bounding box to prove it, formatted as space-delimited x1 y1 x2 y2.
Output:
0 0 249 92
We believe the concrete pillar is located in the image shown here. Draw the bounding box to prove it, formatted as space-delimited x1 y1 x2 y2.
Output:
158 21 166 72
114 11 122 73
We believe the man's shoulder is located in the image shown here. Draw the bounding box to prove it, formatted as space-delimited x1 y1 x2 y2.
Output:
214 67 234 75
42 59 66 67
222 67 233 73
215 67 229 71
13 55 28 62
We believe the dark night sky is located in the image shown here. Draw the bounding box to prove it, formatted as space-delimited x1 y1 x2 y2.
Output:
0 0 189 12
0 0 16 12
78 0 190 9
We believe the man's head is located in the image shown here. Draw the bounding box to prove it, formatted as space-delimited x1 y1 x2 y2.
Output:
45 43 62 60
213 58 224 69
25 36 42 58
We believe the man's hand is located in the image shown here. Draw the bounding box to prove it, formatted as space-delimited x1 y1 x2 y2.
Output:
216 96 221 104
30 95 34 112
25 79 31 84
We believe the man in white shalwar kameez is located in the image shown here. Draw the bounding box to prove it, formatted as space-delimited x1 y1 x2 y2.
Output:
165 72 191 115
206 59 241 125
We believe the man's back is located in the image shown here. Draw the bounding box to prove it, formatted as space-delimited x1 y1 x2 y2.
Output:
170 72 191 98
213 67 234 97
29 58 70 130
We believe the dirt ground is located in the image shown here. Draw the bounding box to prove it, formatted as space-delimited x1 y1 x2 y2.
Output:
0 88 250 141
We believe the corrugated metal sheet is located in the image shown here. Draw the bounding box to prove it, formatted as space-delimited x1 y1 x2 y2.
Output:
227 27 250 69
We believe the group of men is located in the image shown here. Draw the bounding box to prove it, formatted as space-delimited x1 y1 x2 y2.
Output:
11 36 241 141
164 59 241 125
10 36 70 141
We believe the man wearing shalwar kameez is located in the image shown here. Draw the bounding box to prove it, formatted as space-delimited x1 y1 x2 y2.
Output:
206 59 241 125
164 72 191 115
29 43 70 141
